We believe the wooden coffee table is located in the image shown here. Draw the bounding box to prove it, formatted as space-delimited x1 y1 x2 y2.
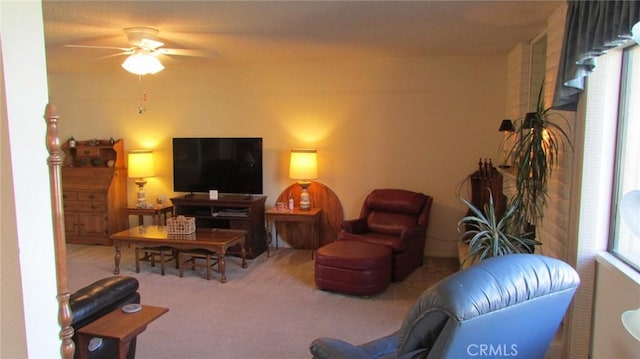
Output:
76 304 168 359
111 226 247 283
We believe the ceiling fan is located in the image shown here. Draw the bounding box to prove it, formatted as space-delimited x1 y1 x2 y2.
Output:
65 27 216 75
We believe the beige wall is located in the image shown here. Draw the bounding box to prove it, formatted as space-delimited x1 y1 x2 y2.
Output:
1 1 60 357
49 55 506 257
593 254 640 358
0 46 28 359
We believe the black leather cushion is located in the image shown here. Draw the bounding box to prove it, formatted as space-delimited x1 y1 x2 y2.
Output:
70 276 140 330
70 276 140 359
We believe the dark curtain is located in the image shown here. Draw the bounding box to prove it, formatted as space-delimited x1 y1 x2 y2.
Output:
552 0 640 111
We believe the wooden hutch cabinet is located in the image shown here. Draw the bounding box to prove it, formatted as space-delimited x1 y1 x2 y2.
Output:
62 139 127 245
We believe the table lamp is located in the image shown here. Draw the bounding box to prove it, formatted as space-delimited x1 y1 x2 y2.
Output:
128 150 155 208
289 148 318 210
498 119 515 168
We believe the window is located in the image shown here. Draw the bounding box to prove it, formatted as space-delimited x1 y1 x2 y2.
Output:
611 44 640 271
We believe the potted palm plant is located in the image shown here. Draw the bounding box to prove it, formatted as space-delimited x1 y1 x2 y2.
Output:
458 190 540 266
508 85 572 234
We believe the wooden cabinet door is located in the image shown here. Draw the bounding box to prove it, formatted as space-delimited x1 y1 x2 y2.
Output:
64 213 81 236
79 213 108 236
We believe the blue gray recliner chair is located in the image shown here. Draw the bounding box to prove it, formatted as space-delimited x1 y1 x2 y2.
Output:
310 254 580 359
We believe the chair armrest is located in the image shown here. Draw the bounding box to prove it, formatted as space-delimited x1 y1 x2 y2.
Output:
310 337 372 359
341 218 368 234
357 332 401 357
398 349 429 359
400 226 426 240
311 333 427 359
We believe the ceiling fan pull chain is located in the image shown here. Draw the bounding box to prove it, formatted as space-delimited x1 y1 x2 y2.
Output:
137 75 146 114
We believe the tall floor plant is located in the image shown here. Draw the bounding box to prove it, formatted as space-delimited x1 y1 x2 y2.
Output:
508 85 573 231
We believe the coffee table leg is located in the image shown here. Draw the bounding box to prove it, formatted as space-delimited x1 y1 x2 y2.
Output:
218 251 227 283
114 245 121 274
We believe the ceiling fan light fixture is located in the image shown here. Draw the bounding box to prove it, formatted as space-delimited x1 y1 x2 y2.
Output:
121 52 164 75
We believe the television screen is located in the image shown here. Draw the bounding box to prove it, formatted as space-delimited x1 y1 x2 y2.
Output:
172 137 263 195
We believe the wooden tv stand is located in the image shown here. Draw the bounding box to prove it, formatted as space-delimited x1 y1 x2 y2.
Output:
170 194 267 259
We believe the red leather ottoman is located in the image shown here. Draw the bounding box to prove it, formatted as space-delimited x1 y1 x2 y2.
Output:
315 240 392 296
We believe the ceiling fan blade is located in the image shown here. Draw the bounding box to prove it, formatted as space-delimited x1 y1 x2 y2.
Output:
97 51 132 61
66 44 132 52
158 48 219 58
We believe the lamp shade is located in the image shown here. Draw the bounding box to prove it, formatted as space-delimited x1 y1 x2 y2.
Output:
523 112 537 129
121 51 164 75
128 150 155 178
622 307 640 341
289 149 318 181
498 119 515 132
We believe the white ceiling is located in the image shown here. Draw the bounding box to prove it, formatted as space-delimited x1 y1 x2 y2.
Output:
43 0 562 73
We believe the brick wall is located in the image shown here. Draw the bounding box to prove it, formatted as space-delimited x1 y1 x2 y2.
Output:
505 43 530 119
505 3 591 358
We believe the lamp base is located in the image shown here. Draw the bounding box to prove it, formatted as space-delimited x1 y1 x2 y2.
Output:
299 182 311 210
135 179 148 208
136 192 148 208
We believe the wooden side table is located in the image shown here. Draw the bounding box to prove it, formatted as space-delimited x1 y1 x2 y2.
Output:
275 182 343 249
124 205 173 227
75 304 168 359
265 207 322 258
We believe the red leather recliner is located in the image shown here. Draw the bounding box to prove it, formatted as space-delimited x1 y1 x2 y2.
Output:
337 188 433 281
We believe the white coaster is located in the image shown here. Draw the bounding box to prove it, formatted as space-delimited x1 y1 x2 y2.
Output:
88 337 103 352
121 304 142 314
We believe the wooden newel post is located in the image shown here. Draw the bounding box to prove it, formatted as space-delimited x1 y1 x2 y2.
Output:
44 104 75 359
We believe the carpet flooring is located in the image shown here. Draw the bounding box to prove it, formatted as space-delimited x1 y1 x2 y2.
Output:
67 244 459 359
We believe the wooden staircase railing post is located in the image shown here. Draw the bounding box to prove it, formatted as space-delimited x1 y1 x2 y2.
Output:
44 103 75 359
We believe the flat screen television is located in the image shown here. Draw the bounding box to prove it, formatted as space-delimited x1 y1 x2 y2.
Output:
172 137 263 195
